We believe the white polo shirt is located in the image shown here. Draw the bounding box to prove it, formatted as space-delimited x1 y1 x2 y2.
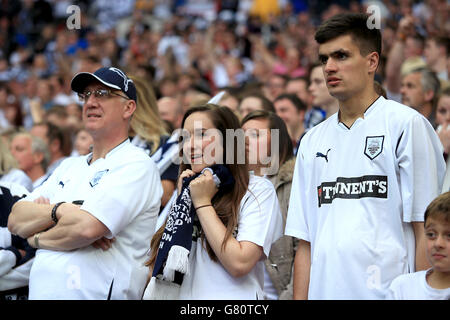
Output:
285 96 445 299
26 140 162 300
179 174 283 299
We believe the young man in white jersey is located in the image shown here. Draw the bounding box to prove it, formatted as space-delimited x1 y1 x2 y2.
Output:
8 67 162 299
285 13 446 299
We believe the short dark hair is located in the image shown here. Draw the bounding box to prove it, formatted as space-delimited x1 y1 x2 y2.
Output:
288 76 310 87
240 92 275 113
409 34 425 51
45 105 68 119
274 93 307 113
438 86 450 100
374 81 387 98
308 62 323 76
34 121 72 157
424 191 450 224
429 36 450 56
315 13 382 57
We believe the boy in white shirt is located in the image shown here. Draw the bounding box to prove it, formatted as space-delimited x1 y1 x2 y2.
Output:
387 192 450 299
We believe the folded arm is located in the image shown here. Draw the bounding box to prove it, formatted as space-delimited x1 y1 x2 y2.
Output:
9 201 109 251
8 201 55 238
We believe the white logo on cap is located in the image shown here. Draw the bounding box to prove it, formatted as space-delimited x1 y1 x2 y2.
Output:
109 67 133 92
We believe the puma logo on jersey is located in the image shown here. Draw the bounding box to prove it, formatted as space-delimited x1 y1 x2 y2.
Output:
317 175 388 207
58 179 70 188
316 149 331 162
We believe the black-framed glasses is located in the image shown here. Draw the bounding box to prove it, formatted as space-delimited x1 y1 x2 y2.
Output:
78 89 129 103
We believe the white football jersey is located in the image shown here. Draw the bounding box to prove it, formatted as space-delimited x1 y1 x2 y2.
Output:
285 96 445 299
25 140 162 300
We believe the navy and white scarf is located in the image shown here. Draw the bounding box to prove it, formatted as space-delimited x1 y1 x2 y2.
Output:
143 164 234 299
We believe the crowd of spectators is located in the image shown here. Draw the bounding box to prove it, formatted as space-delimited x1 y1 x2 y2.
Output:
0 0 449 301
0 1 448 141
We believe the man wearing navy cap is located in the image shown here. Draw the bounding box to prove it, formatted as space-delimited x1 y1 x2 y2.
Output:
8 67 163 299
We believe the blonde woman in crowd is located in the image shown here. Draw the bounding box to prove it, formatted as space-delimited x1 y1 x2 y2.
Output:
129 75 179 209
0 137 33 192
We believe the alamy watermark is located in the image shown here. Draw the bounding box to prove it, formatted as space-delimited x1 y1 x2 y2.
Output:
66 264 81 290
66 5 81 30
172 121 281 176
66 4 382 31
366 5 381 30
366 264 381 290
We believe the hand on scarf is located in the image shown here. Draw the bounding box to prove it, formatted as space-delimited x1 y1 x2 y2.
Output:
189 169 218 208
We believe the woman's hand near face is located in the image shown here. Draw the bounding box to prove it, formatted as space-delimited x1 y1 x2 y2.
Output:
189 169 218 208
177 169 195 195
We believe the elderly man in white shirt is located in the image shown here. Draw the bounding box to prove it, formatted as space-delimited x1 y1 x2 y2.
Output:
8 67 162 300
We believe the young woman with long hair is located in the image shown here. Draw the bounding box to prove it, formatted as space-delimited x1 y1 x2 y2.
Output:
241 110 297 300
144 104 283 299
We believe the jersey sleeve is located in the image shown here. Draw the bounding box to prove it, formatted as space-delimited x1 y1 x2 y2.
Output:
80 158 162 238
236 177 283 258
396 114 446 222
285 144 310 242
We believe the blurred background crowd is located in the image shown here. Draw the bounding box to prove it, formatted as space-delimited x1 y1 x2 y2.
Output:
0 0 449 192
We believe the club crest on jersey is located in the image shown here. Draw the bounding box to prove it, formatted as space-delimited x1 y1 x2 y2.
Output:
89 169 109 187
364 136 384 160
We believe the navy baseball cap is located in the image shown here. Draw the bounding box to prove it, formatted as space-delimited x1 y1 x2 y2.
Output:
71 67 137 103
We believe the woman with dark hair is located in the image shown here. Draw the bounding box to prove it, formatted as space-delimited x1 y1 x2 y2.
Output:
241 110 297 299
144 104 282 299
238 92 275 119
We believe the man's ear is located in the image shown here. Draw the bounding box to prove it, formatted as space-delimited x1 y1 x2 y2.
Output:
33 151 44 165
123 100 136 120
299 109 306 120
367 52 380 74
50 138 60 153
424 89 435 103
